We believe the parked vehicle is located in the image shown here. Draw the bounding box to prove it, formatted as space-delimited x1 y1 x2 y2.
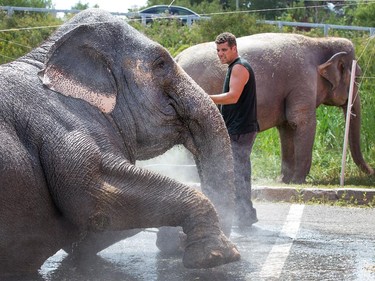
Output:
136 5 208 25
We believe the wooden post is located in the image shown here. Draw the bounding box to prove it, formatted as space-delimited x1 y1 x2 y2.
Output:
340 60 357 186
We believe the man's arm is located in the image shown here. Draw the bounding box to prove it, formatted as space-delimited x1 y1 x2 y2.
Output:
209 64 249 105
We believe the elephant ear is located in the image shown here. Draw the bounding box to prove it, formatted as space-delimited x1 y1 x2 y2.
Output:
38 25 117 114
318 51 348 90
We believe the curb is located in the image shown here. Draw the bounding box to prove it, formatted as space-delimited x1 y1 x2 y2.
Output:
252 186 375 205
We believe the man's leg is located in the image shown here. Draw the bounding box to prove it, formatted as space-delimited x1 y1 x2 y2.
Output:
230 132 258 227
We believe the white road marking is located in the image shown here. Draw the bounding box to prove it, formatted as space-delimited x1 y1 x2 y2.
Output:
258 204 305 279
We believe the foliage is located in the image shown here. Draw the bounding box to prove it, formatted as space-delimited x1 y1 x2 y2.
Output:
248 0 289 19
172 0 223 14
0 11 62 64
251 128 281 182
277 0 350 23
71 1 91 10
130 19 198 57
195 12 277 41
0 0 52 8
279 0 308 22
351 1 375 27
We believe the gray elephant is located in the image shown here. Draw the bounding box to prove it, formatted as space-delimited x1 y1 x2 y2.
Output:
175 33 374 183
0 9 240 276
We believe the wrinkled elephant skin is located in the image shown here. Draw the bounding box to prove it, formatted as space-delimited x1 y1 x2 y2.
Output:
176 33 374 183
0 9 239 276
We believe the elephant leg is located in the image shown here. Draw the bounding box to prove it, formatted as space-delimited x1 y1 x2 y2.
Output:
292 122 315 183
0 133 70 274
156 226 186 254
277 123 295 183
60 157 240 269
286 106 316 183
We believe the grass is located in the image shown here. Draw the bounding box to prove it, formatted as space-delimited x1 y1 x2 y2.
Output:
251 107 375 189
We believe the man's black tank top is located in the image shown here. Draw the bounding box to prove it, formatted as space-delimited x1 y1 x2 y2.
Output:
221 57 258 135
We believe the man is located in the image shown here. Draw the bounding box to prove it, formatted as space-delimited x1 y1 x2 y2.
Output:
210 32 259 227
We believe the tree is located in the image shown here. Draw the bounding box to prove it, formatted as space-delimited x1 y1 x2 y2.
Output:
247 0 292 20
0 0 52 8
71 1 91 10
352 1 375 27
0 0 53 18
0 0 61 64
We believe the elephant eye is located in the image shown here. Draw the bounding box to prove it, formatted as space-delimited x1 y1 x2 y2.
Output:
153 57 166 70
153 56 170 78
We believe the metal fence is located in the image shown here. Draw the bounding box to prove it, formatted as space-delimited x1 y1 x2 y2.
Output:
259 20 375 36
1 6 374 35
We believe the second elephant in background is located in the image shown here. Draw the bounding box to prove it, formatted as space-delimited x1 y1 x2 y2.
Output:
176 33 374 184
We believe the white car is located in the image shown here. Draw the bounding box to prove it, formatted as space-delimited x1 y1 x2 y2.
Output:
137 5 209 24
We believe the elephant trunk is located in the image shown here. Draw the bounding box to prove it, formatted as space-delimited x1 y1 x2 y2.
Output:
175 71 235 235
342 91 374 175
190 119 235 236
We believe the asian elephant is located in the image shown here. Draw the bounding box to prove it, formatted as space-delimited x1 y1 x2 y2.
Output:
0 9 240 276
175 33 374 184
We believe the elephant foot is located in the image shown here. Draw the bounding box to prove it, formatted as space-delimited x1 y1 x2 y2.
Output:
182 231 240 269
281 172 307 184
156 226 186 254
235 200 258 229
279 174 292 184
291 178 306 184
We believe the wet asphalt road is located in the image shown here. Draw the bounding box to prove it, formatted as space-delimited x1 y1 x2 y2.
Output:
30 202 375 281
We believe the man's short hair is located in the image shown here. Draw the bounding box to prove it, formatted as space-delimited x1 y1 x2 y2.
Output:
215 32 237 47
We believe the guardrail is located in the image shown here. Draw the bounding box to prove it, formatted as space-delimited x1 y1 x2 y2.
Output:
1 6 374 33
259 20 375 36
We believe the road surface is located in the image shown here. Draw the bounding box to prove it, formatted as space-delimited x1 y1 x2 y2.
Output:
31 202 375 281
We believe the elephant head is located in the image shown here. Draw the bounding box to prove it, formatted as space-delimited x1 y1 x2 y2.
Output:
318 52 374 176
37 10 235 233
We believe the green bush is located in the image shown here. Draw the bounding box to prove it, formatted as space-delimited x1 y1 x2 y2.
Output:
194 12 276 42
0 12 62 64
